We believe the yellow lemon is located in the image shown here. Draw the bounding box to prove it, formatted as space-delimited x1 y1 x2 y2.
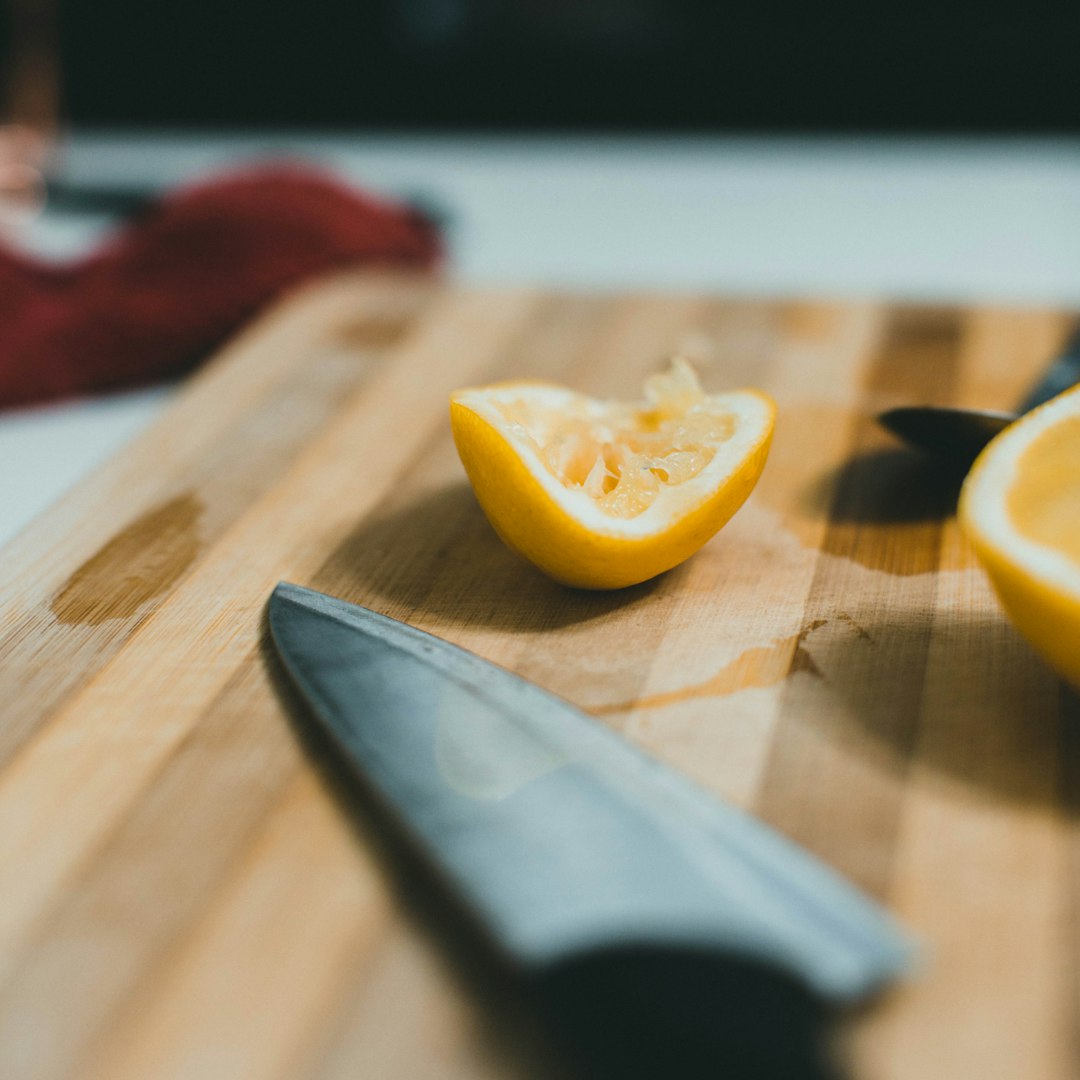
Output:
450 358 776 589
959 384 1080 688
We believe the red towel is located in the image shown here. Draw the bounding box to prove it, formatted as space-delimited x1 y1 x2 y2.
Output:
0 166 442 409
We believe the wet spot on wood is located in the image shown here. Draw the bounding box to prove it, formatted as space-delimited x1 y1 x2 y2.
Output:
334 313 414 350
594 619 830 715
51 494 203 626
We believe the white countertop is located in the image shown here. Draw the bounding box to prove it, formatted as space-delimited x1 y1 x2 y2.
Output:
4 132 1080 547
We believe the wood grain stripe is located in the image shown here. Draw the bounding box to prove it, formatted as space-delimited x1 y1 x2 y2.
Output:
1062 686 1080 1080
299 922 521 1080
754 307 966 896
849 530 1068 1080
0 657 301 1078
82 770 393 1080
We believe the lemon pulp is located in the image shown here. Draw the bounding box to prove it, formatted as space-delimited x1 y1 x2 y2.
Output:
1006 415 1080 565
492 359 734 520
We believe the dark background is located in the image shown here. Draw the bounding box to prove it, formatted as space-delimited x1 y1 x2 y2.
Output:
10 0 1080 131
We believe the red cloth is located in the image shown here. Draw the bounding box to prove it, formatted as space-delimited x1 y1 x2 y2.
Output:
0 166 442 409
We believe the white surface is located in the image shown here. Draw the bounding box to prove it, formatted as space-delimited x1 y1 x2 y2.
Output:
45 133 1080 303
0 387 172 548
4 132 1080 547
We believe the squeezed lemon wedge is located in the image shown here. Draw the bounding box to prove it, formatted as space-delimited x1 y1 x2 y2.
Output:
959 384 1080 688
450 358 776 589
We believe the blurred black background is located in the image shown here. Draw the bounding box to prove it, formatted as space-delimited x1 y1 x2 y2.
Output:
6 0 1080 131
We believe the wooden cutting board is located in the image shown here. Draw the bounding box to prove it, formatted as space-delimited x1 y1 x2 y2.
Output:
1 271 1077 1080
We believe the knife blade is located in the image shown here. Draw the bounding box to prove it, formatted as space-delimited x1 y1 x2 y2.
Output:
267 582 915 1072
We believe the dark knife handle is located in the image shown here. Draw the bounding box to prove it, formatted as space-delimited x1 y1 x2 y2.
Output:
1017 325 1080 413
534 945 837 1080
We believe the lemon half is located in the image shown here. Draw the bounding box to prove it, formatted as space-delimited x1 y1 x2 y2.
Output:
959 385 1080 688
450 359 775 589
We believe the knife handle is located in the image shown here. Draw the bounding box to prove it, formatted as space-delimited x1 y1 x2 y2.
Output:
534 943 837 1080
1017 325 1080 413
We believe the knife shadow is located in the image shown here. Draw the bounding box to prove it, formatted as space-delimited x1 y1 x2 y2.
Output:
315 482 663 632
801 447 967 527
262 614 848 1080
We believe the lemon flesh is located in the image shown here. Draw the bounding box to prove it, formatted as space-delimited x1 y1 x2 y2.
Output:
960 386 1080 688
450 359 776 590
1007 416 1080 565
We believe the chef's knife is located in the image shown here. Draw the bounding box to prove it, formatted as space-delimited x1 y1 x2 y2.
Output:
267 583 915 1076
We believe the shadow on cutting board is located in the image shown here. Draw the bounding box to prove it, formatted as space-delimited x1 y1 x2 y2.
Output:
261 617 846 1080
801 447 967 527
318 482 662 632
786 607 1069 812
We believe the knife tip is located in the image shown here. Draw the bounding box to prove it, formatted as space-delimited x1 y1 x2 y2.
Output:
267 581 319 635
